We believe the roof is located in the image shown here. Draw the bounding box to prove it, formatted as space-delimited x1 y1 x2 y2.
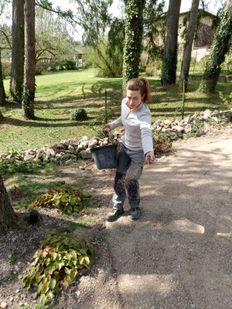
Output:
179 9 216 19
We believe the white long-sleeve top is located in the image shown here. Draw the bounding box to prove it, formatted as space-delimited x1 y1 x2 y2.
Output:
109 98 154 155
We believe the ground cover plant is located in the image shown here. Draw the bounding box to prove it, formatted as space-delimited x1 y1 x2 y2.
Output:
28 186 85 215
0 157 58 175
22 230 94 306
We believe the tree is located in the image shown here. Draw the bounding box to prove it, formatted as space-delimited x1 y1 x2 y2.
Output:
22 0 35 119
0 175 17 235
35 8 80 67
10 0 24 103
161 0 182 85
87 18 124 77
199 0 232 93
0 3 10 105
0 48 6 105
179 0 200 91
143 0 165 65
123 0 145 84
74 0 112 47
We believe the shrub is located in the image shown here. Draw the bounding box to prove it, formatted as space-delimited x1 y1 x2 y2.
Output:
63 59 76 70
47 60 63 72
36 61 50 75
28 186 84 215
71 108 88 121
222 51 232 74
47 59 77 72
87 40 123 77
22 230 94 306
153 131 173 155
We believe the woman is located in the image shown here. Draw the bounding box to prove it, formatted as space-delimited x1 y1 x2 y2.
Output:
103 77 155 221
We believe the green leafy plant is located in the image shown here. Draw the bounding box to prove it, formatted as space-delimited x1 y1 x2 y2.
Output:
92 128 116 141
0 160 44 175
189 120 205 137
28 186 84 215
0 152 82 176
22 230 94 306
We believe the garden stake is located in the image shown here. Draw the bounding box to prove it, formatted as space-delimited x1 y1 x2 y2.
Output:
181 80 186 119
104 89 108 124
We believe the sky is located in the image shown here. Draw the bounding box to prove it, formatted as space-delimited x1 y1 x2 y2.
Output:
51 0 225 15
50 0 225 40
0 0 224 40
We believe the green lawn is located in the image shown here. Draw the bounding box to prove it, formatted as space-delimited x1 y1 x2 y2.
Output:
1 68 231 153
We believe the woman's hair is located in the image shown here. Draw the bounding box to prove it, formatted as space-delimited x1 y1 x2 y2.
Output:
126 77 152 103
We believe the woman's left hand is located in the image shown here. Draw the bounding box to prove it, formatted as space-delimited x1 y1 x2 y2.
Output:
145 151 155 165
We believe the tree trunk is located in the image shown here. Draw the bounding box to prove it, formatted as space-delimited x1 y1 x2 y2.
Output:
123 0 145 85
0 175 17 235
0 48 6 106
161 0 182 85
199 0 232 93
180 0 200 91
22 0 35 119
10 0 25 103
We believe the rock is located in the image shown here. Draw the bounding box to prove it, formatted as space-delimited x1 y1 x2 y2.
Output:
88 139 99 149
46 147 56 156
79 149 92 159
163 119 171 126
56 143 67 151
24 154 34 161
184 124 192 133
172 125 184 133
24 210 42 225
68 145 76 153
80 136 88 142
202 109 212 120
0 302 7 308
75 290 81 298
79 141 89 149
6 153 14 160
35 150 45 160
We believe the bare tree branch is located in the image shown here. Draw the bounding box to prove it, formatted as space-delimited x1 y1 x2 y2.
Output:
0 29 11 49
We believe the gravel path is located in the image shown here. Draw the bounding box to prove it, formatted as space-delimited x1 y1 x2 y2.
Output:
103 130 232 309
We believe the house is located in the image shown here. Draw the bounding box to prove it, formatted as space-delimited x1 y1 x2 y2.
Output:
178 10 216 62
151 9 216 63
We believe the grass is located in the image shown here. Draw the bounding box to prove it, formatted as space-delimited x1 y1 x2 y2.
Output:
7 173 96 216
1 68 232 153
6 174 66 209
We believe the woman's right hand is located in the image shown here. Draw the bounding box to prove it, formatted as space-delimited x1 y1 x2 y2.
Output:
103 124 112 132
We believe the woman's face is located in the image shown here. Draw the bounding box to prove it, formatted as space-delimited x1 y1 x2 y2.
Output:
126 89 143 109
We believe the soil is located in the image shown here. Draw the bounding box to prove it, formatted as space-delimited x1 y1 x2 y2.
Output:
0 125 232 309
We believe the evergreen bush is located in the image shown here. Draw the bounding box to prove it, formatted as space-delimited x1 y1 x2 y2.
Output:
71 108 88 121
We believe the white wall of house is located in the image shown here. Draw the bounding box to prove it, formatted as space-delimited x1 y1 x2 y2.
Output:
178 12 215 62
191 46 210 62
